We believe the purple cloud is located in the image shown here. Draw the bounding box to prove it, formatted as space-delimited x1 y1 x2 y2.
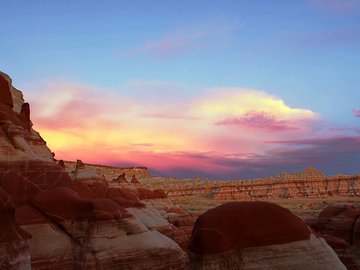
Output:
116 135 360 179
216 111 298 131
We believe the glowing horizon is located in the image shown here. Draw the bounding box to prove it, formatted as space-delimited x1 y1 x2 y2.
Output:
23 78 359 179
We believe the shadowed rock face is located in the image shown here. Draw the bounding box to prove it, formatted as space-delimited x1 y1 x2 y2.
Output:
188 201 346 270
0 74 13 107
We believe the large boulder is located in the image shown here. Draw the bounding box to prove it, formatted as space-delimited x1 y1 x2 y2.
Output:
188 201 346 270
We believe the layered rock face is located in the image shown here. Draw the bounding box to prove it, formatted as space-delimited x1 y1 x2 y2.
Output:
0 72 188 270
215 168 360 200
144 167 360 200
188 201 346 270
306 204 360 270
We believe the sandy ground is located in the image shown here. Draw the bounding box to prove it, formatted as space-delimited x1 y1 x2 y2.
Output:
171 195 360 218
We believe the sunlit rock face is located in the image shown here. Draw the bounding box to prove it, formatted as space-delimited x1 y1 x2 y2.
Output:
0 72 54 162
188 201 346 270
0 71 188 270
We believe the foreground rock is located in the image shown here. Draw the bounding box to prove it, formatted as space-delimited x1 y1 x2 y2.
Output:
188 201 346 270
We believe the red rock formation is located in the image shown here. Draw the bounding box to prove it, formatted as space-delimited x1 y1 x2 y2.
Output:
31 187 94 222
136 187 167 200
57 160 66 169
64 161 151 180
307 204 360 244
0 161 71 207
112 172 128 183
0 187 31 270
321 234 359 270
0 71 189 270
306 204 360 269
0 73 13 107
75 159 85 170
188 201 346 270
15 205 75 269
189 201 311 254
131 174 141 185
0 72 54 162
92 198 131 220
107 187 145 208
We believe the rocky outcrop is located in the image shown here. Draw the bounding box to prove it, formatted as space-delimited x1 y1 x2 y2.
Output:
112 172 128 184
188 201 346 270
0 71 188 270
306 204 360 269
131 174 141 185
0 71 54 162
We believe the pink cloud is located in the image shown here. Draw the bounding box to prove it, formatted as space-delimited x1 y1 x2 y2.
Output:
118 23 241 58
352 109 360 117
140 113 199 120
24 78 360 179
216 111 299 132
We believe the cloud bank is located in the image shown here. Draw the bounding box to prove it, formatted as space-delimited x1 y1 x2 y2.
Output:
25 79 358 179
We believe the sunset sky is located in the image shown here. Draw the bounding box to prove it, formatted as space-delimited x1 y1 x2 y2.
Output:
1 0 360 178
